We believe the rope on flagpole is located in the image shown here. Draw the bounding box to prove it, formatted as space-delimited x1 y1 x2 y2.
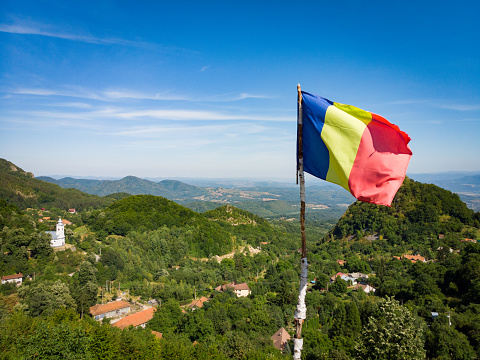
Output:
294 84 308 360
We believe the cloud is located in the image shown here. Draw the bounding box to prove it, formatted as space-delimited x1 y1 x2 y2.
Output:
388 98 480 112
14 87 105 101
200 65 210 72
110 123 268 138
0 23 130 45
0 20 194 53
110 109 291 122
198 92 274 102
388 99 431 105
103 90 189 101
10 86 275 104
437 104 480 111
53 102 93 109
5 104 293 126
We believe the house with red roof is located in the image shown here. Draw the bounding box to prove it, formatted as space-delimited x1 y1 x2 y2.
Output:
215 282 251 297
112 307 156 329
151 331 163 339
188 296 210 309
271 327 291 351
402 254 426 263
1 273 23 286
90 300 131 321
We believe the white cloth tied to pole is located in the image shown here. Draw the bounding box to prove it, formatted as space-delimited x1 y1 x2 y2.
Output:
294 257 308 320
293 338 304 360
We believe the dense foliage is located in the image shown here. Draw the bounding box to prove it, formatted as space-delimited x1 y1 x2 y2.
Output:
82 195 234 256
1 161 480 359
329 177 479 243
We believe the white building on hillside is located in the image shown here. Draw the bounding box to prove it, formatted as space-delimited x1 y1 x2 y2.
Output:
46 217 65 247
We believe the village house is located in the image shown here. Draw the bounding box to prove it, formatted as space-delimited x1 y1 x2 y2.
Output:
350 272 369 280
215 282 251 297
89 300 131 321
403 254 426 263
112 307 155 329
68 209 76 214
330 272 357 285
270 327 291 351
1 273 23 286
354 283 376 294
330 272 346 282
188 296 210 309
151 331 163 339
393 254 427 263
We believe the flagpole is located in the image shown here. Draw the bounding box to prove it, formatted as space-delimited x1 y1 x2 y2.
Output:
294 84 308 360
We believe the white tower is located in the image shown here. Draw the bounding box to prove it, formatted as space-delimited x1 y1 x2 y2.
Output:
49 217 65 247
56 217 65 245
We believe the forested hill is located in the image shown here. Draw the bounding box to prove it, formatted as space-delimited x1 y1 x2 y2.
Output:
204 204 269 226
38 175 208 199
0 159 114 210
82 195 234 256
327 177 480 243
203 204 295 247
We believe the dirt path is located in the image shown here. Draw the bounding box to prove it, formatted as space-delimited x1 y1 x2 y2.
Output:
191 245 261 263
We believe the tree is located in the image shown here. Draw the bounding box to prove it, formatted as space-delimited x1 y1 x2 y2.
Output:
425 319 475 360
78 261 97 285
147 299 183 334
345 301 361 336
331 276 347 295
355 296 426 359
16 280 77 316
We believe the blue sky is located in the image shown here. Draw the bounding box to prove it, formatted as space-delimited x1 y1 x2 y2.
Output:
1 1 479 180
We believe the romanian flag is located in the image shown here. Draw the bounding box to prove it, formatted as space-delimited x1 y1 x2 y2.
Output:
300 91 412 206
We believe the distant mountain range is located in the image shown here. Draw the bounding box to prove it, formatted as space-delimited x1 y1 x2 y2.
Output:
409 172 480 210
37 174 355 220
37 175 208 199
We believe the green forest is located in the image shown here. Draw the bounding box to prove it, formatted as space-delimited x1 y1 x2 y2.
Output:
1 159 480 359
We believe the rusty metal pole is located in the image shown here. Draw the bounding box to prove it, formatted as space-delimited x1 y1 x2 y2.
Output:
294 84 308 360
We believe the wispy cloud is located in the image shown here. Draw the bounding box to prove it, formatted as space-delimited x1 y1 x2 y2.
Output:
437 104 480 111
0 23 142 46
14 106 292 122
111 109 290 121
110 123 268 138
200 65 210 72
388 98 480 112
14 87 105 101
0 20 194 54
10 86 277 104
458 117 480 122
388 99 431 105
52 102 93 109
198 92 274 102
103 90 189 101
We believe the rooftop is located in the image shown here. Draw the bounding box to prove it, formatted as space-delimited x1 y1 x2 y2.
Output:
112 307 155 329
271 327 291 351
1 273 23 280
90 300 131 316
